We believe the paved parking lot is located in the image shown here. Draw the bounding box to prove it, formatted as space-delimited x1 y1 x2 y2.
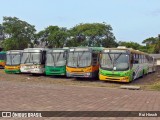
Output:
0 79 160 120
0 67 160 120
0 80 160 111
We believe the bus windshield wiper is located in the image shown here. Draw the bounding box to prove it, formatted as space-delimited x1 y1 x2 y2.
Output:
108 53 113 64
31 54 35 64
24 54 30 64
56 52 62 63
78 51 85 67
51 53 55 66
114 53 122 63
71 51 77 67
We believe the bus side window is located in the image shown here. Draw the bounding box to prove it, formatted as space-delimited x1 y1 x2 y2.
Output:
131 54 134 64
134 54 139 64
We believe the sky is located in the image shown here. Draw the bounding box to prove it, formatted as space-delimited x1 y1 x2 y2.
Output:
0 0 160 44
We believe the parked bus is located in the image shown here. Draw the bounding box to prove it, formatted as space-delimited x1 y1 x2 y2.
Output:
99 47 156 82
66 47 103 78
0 51 6 68
45 48 68 76
5 50 23 73
20 48 48 74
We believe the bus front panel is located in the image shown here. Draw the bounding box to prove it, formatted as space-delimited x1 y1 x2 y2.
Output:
66 66 94 78
45 66 66 75
99 49 132 82
45 50 67 76
5 65 21 73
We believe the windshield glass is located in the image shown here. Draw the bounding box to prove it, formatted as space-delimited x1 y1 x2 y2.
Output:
21 52 41 64
67 51 91 67
100 53 129 71
46 52 66 66
6 54 21 65
0 53 6 60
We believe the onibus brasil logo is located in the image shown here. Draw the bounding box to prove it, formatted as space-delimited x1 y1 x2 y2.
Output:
1 111 42 118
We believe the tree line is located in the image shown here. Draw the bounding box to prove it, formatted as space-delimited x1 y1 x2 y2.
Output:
0 16 159 53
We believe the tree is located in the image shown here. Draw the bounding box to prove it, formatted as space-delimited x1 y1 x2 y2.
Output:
0 24 5 49
36 26 68 48
2 16 36 50
142 37 160 53
66 23 117 47
142 37 156 45
118 41 141 50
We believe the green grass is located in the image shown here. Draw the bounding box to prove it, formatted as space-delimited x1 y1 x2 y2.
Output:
149 80 160 91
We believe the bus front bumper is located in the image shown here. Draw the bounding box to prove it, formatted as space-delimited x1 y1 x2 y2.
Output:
46 71 66 76
66 72 92 78
45 66 66 76
20 68 44 74
99 74 130 82
30 68 44 74
5 66 20 73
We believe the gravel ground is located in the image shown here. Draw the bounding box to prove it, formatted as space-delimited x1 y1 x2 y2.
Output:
0 66 160 90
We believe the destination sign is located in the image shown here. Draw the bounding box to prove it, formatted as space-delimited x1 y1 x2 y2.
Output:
104 49 127 53
52 50 64 52
70 48 89 52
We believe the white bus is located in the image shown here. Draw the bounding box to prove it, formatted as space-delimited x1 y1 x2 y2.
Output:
20 48 48 74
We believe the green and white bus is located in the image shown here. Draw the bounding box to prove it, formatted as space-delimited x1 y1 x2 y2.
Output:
99 47 156 82
45 48 68 76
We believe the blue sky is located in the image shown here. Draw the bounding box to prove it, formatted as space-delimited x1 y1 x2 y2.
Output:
0 0 160 44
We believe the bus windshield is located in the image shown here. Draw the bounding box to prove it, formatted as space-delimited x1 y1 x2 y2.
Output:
67 51 91 67
0 53 6 60
101 53 129 71
46 52 66 66
21 52 41 64
6 54 21 65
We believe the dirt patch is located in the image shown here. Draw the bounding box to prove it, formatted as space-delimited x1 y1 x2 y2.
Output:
0 66 160 90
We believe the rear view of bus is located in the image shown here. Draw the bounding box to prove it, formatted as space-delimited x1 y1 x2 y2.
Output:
0 51 6 68
66 47 102 78
5 50 23 73
45 48 67 76
20 48 47 74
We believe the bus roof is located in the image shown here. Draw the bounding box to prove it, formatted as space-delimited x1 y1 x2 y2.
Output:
23 48 49 52
47 48 67 53
103 48 149 55
69 47 104 51
88 47 104 51
0 51 6 54
7 50 23 54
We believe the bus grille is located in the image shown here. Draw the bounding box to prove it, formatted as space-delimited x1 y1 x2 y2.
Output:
105 74 120 77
